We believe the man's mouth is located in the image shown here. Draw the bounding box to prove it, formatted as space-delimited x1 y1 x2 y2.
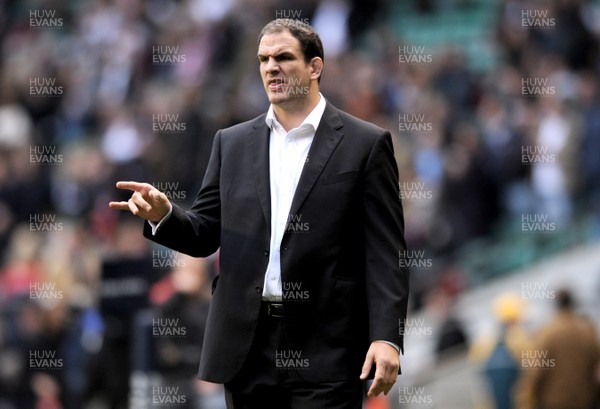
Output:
268 78 285 91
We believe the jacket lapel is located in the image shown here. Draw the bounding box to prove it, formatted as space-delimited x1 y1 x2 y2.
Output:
247 116 271 231
289 103 344 216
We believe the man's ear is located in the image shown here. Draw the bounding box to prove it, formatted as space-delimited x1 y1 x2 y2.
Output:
309 57 324 81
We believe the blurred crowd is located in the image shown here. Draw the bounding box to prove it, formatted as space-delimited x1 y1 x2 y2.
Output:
0 0 600 408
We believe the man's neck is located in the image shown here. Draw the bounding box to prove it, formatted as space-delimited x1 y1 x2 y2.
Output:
272 92 321 132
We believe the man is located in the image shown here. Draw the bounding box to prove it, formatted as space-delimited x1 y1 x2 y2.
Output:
516 289 600 409
110 19 409 409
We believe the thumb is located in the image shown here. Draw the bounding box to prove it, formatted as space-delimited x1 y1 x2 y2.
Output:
360 350 374 380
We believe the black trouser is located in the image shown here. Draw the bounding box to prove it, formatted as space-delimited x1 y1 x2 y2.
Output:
224 302 363 409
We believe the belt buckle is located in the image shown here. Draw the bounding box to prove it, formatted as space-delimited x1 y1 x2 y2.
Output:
268 303 284 318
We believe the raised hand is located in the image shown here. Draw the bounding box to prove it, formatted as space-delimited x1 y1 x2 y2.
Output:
109 181 171 222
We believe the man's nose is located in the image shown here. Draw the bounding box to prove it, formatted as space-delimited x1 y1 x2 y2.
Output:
265 58 280 74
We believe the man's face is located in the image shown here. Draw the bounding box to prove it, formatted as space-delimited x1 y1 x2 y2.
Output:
258 30 315 106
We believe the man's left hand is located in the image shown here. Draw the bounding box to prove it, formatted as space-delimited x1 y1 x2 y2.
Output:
359 342 399 397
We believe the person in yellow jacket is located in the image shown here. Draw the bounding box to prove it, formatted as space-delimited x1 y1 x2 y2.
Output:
469 292 533 409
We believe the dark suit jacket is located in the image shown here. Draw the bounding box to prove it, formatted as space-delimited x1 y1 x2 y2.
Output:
144 101 410 384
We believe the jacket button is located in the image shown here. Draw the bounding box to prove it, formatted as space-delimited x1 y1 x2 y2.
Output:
255 287 262 293
264 250 269 256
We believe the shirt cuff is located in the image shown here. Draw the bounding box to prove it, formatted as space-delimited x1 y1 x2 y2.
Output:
147 203 173 236
374 340 400 355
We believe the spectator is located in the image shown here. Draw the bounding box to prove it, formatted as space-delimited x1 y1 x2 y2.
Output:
516 289 600 409
470 292 532 409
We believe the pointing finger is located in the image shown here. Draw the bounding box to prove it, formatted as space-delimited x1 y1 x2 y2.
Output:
115 181 151 193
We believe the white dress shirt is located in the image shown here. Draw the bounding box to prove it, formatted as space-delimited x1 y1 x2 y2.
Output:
262 94 327 301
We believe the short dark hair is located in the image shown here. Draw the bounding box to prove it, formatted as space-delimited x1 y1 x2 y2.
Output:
258 19 324 64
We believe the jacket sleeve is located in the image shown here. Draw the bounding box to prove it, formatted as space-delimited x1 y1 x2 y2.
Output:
143 130 222 257
362 130 410 353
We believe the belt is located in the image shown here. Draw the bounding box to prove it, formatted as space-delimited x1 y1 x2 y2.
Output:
263 302 284 318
